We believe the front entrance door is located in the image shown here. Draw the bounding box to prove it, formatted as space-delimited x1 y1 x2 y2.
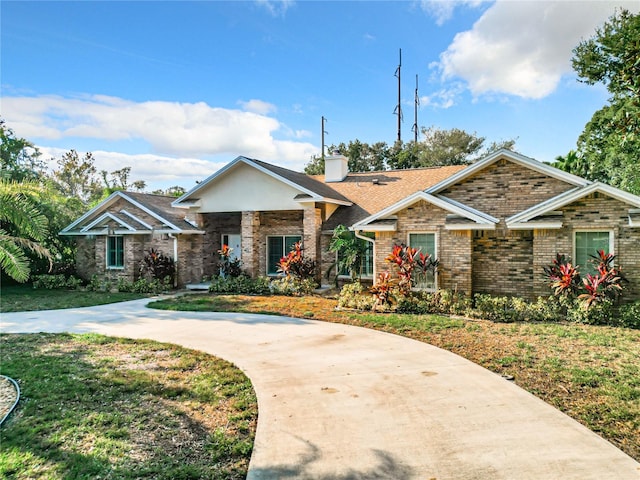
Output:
222 234 241 261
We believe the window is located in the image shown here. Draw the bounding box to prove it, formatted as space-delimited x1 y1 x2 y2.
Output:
337 236 374 278
575 231 613 275
267 235 301 275
408 232 437 290
107 236 124 268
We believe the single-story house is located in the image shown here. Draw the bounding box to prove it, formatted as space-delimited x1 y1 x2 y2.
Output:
60 149 640 300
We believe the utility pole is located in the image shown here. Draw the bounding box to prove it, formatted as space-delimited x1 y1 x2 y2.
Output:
393 48 402 142
412 74 419 143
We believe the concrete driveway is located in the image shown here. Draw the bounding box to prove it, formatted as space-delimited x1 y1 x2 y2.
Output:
2 298 639 479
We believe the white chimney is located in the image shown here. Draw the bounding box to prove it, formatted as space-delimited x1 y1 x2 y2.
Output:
324 151 349 182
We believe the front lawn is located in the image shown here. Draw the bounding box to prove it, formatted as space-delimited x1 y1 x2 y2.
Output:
0 284 149 313
150 294 640 461
0 333 257 479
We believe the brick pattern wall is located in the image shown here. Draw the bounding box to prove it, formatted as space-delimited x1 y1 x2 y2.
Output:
199 212 241 278
303 206 323 280
532 194 640 301
472 230 534 298
257 211 304 276
241 212 261 277
373 200 474 295
74 232 203 287
441 160 573 220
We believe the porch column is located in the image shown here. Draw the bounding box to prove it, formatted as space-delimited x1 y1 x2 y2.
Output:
241 211 261 277
303 205 322 280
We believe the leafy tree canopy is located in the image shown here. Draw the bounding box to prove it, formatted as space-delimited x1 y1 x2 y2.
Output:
304 126 516 174
565 9 640 194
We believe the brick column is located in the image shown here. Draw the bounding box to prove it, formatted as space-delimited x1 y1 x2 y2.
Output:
241 211 261 277
303 205 322 281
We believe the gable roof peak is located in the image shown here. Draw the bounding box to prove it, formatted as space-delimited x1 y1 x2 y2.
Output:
426 149 590 194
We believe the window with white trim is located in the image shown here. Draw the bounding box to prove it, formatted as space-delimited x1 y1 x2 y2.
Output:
267 235 302 275
107 236 124 269
337 235 374 279
408 232 437 290
574 231 613 276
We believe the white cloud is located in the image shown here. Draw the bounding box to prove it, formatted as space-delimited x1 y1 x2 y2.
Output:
238 99 277 115
255 0 295 17
2 94 319 163
419 0 485 25
435 0 640 99
421 83 466 109
38 146 222 190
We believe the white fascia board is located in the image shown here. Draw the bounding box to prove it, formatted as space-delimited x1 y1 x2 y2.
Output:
118 192 182 231
60 191 122 233
629 217 640 228
173 156 334 208
349 222 397 232
172 156 245 207
507 222 563 230
120 209 153 230
425 149 589 194
508 182 640 225
61 228 205 236
434 195 500 224
352 191 496 230
295 196 352 207
445 224 496 231
80 212 135 232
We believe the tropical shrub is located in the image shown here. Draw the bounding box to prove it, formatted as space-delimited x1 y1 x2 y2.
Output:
277 242 316 280
32 273 82 290
337 281 376 311
270 276 317 296
396 289 471 316
618 302 640 329
544 250 627 308
209 275 271 295
327 224 371 282
217 244 243 278
139 248 175 285
369 272 398 310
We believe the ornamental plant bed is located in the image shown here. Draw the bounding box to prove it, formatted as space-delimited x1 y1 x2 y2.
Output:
0 333 257 479
150 293 640 461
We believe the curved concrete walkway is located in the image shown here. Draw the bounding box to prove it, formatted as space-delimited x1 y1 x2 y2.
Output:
2 299 639 479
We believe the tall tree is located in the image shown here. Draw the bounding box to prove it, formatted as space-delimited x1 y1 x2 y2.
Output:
52 150 102 203
0 120 45 182
0 178 52 282
570 9 640 194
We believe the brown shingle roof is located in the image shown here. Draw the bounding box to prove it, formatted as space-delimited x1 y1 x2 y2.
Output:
120 191 201 231
249 158 352 203
310 165 467 229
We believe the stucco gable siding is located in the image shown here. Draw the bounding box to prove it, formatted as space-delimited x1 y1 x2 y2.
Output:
440 159 574 221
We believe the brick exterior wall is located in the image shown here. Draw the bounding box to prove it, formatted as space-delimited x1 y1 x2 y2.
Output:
257 211 304 276
472 229 534 298
74 233 203 287
532 194 640 301
441 159 574 221
199 212 241 278
373 200 474 295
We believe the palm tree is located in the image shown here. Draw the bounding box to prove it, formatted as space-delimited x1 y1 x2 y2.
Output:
0 178 52 282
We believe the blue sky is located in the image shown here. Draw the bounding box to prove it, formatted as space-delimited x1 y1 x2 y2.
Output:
2 1 638 191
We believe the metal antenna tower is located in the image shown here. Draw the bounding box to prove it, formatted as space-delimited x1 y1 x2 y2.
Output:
393 48 402 142
412 74 419 143
321 116 328 159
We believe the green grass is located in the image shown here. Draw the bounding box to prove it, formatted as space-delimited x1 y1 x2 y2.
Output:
0 285 148 312
0 333 257 479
